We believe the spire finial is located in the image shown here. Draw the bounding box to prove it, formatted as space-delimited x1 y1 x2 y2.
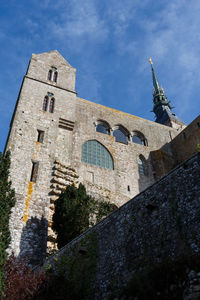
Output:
149 57 153 65
149 58 160 93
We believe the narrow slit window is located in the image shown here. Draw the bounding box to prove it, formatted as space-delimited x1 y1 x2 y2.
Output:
43 96 48 111
37 130 44 143
49 98 55 113
138 158 145 175
30 161 39 183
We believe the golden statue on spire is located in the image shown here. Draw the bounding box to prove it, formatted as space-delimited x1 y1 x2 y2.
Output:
149 57 153 65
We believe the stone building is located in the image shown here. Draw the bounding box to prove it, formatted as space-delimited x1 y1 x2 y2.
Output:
4 50 199 263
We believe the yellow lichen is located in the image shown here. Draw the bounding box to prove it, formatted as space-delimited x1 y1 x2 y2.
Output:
22 181 34 223
32 141 40 160
79 97 142 120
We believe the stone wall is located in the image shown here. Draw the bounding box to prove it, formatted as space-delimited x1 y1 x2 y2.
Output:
171 115 200 165
48 153 200 299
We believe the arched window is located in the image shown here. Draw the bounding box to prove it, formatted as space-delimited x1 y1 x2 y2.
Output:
49 97 55 113
53 71 58 83
113 126 129 144
42 96 48 111
96 120 110 135
132 131 147 146
82 140 114 170
138 158 144 175
47 67 58 83
48 70 52 81
138 155 147 176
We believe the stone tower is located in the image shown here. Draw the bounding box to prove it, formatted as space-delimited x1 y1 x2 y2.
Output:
5 51 183 264
5 51 77 263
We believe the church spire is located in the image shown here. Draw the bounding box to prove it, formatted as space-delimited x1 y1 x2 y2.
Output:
148 58 172 114
149 58 186 129
149 58 160 95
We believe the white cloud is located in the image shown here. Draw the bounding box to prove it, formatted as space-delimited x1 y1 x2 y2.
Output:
51 0 108 42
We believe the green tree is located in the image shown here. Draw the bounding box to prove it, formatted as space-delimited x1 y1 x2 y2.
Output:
52 183 117 249
0 150 16 297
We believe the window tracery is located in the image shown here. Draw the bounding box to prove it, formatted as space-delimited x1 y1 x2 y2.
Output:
82 140 114 170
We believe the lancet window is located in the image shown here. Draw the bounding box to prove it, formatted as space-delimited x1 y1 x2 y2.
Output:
47 67 58 83
42 93 55 113
42 96 48 111
138 155 147 176
49 97 55 113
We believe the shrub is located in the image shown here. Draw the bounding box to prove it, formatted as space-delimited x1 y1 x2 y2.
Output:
3 254 47 300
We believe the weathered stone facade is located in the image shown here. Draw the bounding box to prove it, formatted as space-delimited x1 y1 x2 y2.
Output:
4 50 200 261
47 153 200 299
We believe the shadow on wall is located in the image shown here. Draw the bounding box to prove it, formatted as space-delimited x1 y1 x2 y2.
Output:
19 216 48 266
138 153 155 193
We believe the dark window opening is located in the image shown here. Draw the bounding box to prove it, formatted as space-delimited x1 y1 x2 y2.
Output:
49 98 55 113
47 67 58 83
37 130 44 143
138 158 145 176
53 71 58 83
48 70 52 80
113 129 128 144
43 96 48 111
96 124 109 135
197 122 200 128
183 132 186 140
127 185 130 191
132 133 146 146
30 161 39 183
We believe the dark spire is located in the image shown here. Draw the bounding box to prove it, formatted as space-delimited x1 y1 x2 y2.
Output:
149 58 172 114
149 58 185 128
149 58 160 95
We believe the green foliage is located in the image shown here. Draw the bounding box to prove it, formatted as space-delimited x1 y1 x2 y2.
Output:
52 183 117 249
38 233 98 300
96 201 117 223
0 151 16 298
197 143 200 152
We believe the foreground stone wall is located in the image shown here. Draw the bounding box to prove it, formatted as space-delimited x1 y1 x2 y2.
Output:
171 115 200 165
49 153 200 299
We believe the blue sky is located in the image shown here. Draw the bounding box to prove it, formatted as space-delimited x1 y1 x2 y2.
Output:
0 0 200 152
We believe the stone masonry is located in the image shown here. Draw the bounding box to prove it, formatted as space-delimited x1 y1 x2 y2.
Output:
5 50 199 262
48 153 200 299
